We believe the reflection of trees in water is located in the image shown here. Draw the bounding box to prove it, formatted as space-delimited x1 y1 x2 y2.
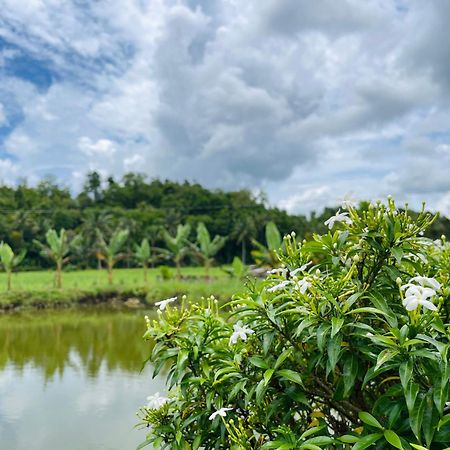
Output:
0 309 155 379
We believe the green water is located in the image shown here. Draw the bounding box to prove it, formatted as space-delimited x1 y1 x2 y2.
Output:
0 307 164 450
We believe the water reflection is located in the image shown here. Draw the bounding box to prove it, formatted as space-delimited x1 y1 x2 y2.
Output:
0 308 164 450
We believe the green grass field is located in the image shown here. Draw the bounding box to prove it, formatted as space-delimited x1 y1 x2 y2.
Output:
0 266 250 310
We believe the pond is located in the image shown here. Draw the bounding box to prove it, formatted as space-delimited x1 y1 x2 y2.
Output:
0 307 164 450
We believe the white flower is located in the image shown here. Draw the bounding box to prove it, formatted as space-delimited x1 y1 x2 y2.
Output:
229 323 254 345
155 296 177 310
290 262 312 277
341 197 356 209
209 407 233 420
324 209 352 229
268 267 288 277
294 278 311 294
409 276 441 291
267 280 291 293
402 285 437 311
147 392 168 409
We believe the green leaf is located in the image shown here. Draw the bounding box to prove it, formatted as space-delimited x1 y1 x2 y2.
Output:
339 435 360 443
347 307 389 318
255 379 267 405
351 433 383 449
317 323 331 353
302 436 334 445
358 411 384 430
399 360 413 390
410 392 426 441
438 414 450 430
277 369 304 386
422 394 438 447
331 317 344 337
391 247 403 265
405 382 420 413
299 426 324 440
264 369 275 386
375 349 399 370
249 356 269 369
384 430 403 449
409 445 428 450
327 334 342 372
274 348 292 369
192 435 202 450
343 353 359 397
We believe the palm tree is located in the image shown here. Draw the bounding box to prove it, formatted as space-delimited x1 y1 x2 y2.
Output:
134 238 152 284
191 222 227 278
231 215 257 264
0 243 26 290
35 229 81 288
251 221 282 267
81 211 113 269
161 223 191 279
96 228 129 285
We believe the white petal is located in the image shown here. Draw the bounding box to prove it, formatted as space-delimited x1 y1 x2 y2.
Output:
418 299 437 311
405 298 419 311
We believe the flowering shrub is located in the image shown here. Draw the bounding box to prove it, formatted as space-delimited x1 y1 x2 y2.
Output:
137 198 449 450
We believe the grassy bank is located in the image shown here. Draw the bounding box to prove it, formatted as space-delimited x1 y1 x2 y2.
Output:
0 267 249 310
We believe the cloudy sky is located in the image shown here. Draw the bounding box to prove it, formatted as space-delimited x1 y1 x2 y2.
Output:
0 0 450 215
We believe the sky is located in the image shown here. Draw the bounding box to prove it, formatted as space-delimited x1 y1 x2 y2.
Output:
0 0 450 216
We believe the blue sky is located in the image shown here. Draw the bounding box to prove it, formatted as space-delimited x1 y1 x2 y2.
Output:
1 0 450 215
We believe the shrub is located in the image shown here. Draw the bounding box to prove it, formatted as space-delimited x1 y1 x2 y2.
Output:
137 198 449 450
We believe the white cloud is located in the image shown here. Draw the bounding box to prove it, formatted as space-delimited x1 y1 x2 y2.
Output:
78 137 117 157
0 0 450 215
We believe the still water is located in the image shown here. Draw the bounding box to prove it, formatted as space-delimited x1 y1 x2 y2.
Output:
0 307 164 450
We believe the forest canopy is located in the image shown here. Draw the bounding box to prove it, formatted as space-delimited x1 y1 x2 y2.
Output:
0 171 448 270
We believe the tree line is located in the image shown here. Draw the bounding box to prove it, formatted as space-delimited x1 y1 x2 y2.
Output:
0 171 448 273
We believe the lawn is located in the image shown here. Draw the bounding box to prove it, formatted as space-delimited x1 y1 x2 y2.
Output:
0 266 250 310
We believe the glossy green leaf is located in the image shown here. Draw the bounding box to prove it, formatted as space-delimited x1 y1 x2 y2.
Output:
358 411 383 430
384 430 403 449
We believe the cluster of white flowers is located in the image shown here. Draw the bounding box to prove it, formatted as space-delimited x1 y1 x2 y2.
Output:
290 262 312 276
267 280 291 293
229 323 254 345
147 392 168 409
401 276 441 312
293 278 311 294
155 296 177 310
324 209 352 229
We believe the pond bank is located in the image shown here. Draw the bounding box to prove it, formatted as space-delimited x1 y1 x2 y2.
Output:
0 278 246 311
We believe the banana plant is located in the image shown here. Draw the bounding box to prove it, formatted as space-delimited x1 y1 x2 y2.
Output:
35 229 81 288
134 238 152 284
0 242 26 291
191 222 227 278
160 224 191 279
96 228 129 285
251 221 283 267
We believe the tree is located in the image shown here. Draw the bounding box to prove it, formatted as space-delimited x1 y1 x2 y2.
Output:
191 222 227 278
0 243 26 290
231 215 257 264
96 228 129 285
81 210 114 269
161 224 191 279
35 229 81 288
251 221 283 267
134 238 152 284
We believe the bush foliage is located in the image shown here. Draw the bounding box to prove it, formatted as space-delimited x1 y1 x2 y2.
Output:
138 198 449 450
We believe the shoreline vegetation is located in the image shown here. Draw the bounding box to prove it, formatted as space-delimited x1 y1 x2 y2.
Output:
0 267 248 311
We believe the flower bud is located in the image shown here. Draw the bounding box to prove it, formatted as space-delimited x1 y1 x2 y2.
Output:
353 254 360 263
396 277 402 285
